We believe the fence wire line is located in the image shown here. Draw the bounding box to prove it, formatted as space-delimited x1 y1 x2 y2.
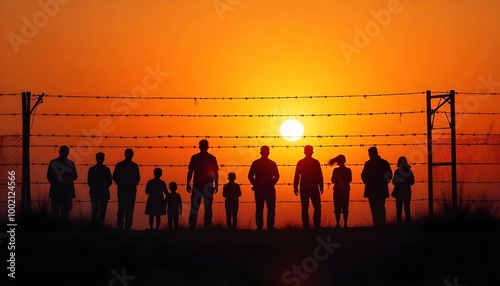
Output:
39 91 426 100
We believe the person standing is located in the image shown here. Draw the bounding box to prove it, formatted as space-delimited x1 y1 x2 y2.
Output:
293 145 324 229
166 182 183 230
87 152 112 228
145 168 168 231
223 172 242 230
186 140 219 229
47 145 78 221
329 154 352 228
113 148 140 230
248 145 280 230
391 156 415 224
361 147 392 227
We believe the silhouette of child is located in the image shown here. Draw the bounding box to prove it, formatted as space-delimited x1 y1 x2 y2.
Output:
223 172 242 229
145 168 168 230
166 182 182 230
329 155 352 228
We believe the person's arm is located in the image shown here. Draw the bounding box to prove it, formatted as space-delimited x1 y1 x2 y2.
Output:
409 171 415 186
145 181 151 194
317 161 324 194
105 167 113 188
272 163 280 186
71 162 78 181
361 163 368 184
237 184 242 197
293 162 300 196
178 195 182 215
186 169 193 193
112 164 119 185
248 163 256 189
213 171 219 194
135 165 140 187
384 160 393 183
347 168 353 183
87 168 93 189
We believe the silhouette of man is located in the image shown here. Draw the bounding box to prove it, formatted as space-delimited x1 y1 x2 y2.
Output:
46 145 78 221
248 145 280 230
87 152 112 228
113 148 140 230
361 147 392 227
186 140 219 229
293 145 324 229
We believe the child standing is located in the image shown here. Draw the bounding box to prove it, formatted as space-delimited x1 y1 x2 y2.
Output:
145 168 168 230
166 182 182 230
222 172 242 230
329 155 352 228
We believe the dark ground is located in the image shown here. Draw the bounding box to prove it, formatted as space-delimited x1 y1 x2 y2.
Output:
1 217 500 286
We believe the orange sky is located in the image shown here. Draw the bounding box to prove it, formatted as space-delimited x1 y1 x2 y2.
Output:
1 0 499 228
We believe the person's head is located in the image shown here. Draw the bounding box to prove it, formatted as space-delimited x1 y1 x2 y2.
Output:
260 145 270 158
59 145 70 158
169 182 178 192
304 145 314 157
328 154 346 166
228 172 236 182
153 167 162 178
397 156 411 170
199 140 209 152
124 148 134 160
95 152 105 164
368 147 378 159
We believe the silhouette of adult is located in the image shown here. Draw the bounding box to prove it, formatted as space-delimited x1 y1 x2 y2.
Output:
293 145 324 229
186 140 219 229
391 156 415 223
87 152 112 227
248 145 280 230
329 154 352 228
113 148 140 230
46 145 78 221
361 147 392 227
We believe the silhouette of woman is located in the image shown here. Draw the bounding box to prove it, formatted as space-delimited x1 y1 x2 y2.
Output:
145 168 168 230
391 156 415 223
329 155 352 228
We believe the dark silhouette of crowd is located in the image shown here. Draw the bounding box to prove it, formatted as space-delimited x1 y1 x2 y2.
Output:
47 142 414 230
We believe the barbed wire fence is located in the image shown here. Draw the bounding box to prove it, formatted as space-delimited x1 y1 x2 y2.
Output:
1 90 499 227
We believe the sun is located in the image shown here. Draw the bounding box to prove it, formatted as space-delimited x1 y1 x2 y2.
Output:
280 119 304 142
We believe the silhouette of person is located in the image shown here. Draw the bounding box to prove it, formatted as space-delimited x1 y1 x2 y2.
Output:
186 139 219 229
145 168 168 231
329 154 352 228
166 182 182 230
46 145 78 221
223 172 242 230
391 156 415 224
248 145 280 230
293 145 324 229
87 152 112 228
113 148 140 230
361 147 392 227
